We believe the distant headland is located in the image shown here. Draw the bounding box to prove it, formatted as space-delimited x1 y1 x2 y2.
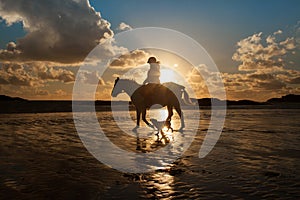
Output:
0 94 299 114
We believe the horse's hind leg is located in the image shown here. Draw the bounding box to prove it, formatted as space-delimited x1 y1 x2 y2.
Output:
175 106 185 130
166 105 174 121
142 109 154 128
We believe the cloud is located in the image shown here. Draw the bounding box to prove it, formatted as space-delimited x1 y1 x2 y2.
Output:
186 30 300 101
0 62 75 87
35 89 49 96
225 30 300 100
295 21 300 45
32 64 75 83
6 42 17 51
232 31 296 72
0 63 38 86
55 89 67 97
222 68 300 101
274 30 283 35
0 0 132 99
78 70 105 85
109 50 150 70
279 37 296 50
117 22 132 31
0 0 113 63
185 65 221 98
288 77 300 84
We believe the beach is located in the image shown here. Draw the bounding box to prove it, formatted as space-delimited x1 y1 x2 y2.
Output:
0 108 299 199
1 0 300 199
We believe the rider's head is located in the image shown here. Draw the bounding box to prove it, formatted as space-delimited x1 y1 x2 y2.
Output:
147 57 159 64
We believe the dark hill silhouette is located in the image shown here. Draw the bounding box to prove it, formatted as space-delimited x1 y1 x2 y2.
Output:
0 94 299 114
226 99 263 106
0 95 27 101
197 94 300 106
197 98 226 106
267 94 300 104
196 98 263 106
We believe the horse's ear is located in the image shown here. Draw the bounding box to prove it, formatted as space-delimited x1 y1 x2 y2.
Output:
114 77 119 86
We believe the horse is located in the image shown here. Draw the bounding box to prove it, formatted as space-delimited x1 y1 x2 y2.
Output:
111 77 193 131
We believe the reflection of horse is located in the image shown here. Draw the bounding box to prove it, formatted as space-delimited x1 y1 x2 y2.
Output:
135 132 170 153
150 118 173 132
111 77 193 131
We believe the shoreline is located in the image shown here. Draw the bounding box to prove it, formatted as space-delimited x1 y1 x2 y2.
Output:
0 101 300 114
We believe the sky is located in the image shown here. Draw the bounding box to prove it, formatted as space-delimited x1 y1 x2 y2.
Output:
0 0 299 101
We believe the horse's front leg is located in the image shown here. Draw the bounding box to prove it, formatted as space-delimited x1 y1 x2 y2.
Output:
142 109 154 129
133 109 141 132
175 106 185 131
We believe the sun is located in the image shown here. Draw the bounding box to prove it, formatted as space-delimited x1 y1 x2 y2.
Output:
160 69 177 83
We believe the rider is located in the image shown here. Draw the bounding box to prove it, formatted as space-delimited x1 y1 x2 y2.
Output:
143 57 160 84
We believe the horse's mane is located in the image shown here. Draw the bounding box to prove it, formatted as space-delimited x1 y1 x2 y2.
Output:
119 78 140 85
121 78 136 82
115 77 139 85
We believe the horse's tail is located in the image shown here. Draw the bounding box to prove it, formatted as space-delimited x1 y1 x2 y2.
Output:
182 89 196 105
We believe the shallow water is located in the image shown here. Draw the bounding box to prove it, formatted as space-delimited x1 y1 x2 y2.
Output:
0 109 299 199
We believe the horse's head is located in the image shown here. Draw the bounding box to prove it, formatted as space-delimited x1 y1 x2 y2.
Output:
111 77 122 97
111 77 140 97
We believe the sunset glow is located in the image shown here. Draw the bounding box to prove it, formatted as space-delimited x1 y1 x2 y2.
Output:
0 0 299 102
160 69 177 83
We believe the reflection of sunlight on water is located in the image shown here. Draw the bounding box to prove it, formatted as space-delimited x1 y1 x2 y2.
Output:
137 130 174 152
171 117 181 130
148 107 182 130
141 171 175 199
149 107 168 121
96 109 198 173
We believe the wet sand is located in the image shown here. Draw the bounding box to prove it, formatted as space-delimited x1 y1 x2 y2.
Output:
0 109 299 199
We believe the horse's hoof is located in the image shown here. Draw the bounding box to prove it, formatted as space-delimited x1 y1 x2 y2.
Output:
132 126 139 132
178 127 184 132
148 124 154 129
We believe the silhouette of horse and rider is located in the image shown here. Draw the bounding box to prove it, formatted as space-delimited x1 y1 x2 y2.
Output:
111 56 194 132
